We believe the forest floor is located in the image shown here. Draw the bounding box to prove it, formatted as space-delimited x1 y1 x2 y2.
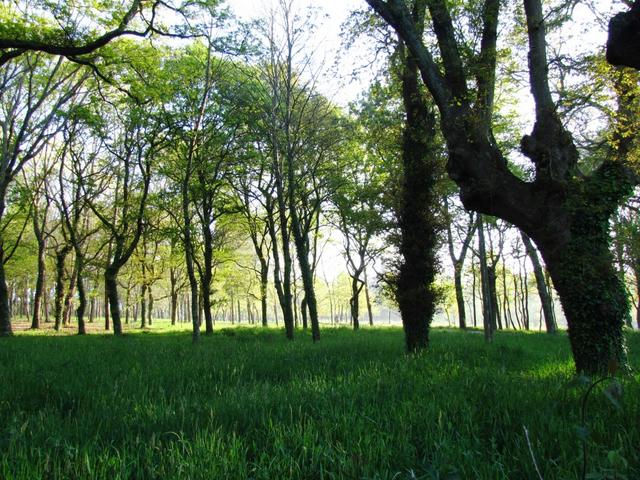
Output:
0 325 638 479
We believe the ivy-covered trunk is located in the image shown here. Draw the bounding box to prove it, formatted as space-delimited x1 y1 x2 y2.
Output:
396 39 440 353
547 248 627 374
535 171 634 374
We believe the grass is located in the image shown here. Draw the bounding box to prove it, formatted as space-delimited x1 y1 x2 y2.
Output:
0 325 638 479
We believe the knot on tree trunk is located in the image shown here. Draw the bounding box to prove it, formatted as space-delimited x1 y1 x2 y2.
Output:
606 7 640 69
521 118 579 183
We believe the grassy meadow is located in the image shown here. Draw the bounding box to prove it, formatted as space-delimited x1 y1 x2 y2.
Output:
0 324 638 479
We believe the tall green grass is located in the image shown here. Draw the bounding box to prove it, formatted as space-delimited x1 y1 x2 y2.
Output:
0 327 638 479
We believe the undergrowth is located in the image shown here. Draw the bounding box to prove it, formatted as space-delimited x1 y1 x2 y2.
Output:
0 326 638 479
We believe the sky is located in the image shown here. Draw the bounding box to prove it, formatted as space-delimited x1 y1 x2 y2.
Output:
223 0 371 107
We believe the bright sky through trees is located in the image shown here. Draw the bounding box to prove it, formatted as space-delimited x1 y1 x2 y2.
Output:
225 0 367 106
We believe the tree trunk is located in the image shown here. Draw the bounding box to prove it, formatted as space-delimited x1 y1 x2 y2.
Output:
350 276 361 330
606 1 640 69
396 37 440 353
365 0 638 376
268 194 294 339
478 217 494 341
537 212 631 374
290 214 320 341
0 256 12 336
201 261 214 335
260 264 268 327
54 247 70 331
300 295 308 330
31 237 47 329
364 268 374 326
89 294 95 324
105 267 122 335
521 232 556 333
171 292 178 326
488 265 501 330
634 264 640 330
454 264 466 329
140 283 147 328
63 260 78 327
148 290 153 326
75 263 87 335
104 285 110 331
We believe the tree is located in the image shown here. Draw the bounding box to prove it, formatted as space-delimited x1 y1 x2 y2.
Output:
0 53 85 336
255 0 340 341
0 0 204 67
607 0 640 69
444 197 476 329
329 134 385 330
366 0 638 374
394 30 443 352
521 231 557 333
86 100 161 336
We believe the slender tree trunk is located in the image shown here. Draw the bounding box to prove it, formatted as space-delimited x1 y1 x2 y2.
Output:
75 261 87 335
635 264 640 329
63 260 78 327
454 264 466 329
350 276 361 330
201 273 214 335
0 255 12 336
140 283 147 328
171 292 178 326
31 237 47 329
104 287 110 331
148 290 153 326
54 247 70 331
268 195 294 339
260 263 268 327
472 255 477 328
89 294 95 324
521 231 556 333
478 217 494 342
488 265 501 330
301 295 308 329
290 213 320 340
105 267 122 335
364 268 374 326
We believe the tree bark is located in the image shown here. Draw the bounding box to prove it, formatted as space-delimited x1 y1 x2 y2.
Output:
396 29 440 353
521 231 556 333
478 217 495 341
364 268 374 326
606 1 640 69
350 275 361 331
0 255 12 336
75 259 87 335
105 267 122 335
140 283 147 328
31 235 47 329
54 247 70 331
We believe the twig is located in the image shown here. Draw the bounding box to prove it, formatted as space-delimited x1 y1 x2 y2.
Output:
523 425 544 480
